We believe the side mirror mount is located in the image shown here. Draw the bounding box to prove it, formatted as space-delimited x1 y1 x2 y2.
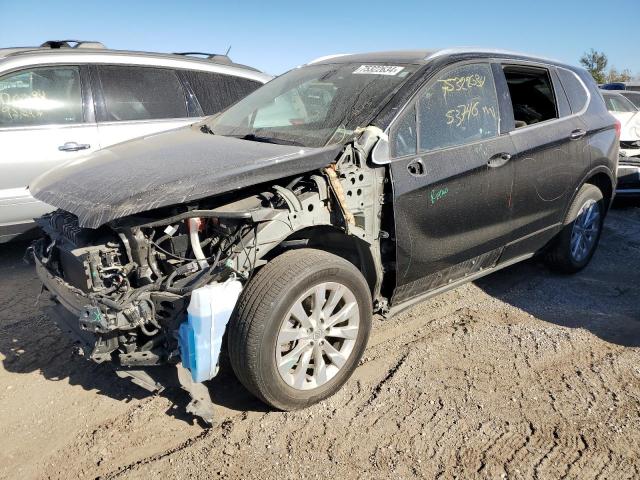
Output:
355 125 390 165
371 134 390 165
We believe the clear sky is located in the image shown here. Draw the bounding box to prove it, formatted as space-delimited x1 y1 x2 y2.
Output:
2 0 638 77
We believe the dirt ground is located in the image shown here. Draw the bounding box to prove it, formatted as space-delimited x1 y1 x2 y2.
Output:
1 203 639 480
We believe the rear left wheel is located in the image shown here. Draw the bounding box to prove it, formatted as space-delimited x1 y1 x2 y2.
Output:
228 248 372 410
545 183 605 273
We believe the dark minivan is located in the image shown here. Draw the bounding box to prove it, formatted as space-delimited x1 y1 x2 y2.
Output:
30 49 618 423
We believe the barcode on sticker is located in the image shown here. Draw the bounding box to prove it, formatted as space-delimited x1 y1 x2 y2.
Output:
353 65 404 76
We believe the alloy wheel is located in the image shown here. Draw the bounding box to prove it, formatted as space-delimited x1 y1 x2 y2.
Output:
570 199 601 262
275 282 360 391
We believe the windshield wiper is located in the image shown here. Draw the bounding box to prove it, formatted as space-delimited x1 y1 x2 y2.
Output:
238 134 303 147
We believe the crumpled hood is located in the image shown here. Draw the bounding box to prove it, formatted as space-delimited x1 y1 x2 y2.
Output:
30 124 341 228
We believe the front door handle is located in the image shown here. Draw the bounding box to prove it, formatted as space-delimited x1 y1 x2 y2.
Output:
58 141 91 152
407 158 426 176
487 152 512 168
569 129 586 140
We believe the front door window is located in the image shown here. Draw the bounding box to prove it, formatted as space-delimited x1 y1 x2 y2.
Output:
0 66 83 128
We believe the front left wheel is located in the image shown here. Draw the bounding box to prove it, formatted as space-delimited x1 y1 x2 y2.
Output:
228 248 372 410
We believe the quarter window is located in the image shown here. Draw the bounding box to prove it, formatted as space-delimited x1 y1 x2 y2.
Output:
417 63 500 152
183 71 262 115
96 66 188 121
392 105 417 157
0 66 82 128
557 69 589 113
503 66 558 127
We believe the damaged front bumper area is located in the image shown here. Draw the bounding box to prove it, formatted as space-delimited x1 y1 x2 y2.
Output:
30 207 256 424
28 172 343 424
29 128 389 425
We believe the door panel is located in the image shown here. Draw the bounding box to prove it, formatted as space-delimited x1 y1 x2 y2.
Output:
96 118 198 148
0 124 100 226
498 65 589 259
508 117 587 236
391 135 516 302
388 62 516 304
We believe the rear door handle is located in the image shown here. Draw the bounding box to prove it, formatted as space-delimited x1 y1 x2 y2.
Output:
487 152 512 168
58 141 91 152
407 158 426 176
569 129 586 140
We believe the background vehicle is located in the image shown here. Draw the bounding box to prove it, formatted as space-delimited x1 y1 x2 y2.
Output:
0 40 271 242
601 91 640 157
29 49 618 423
600 81 640 91
619 90 640 108
601 90 640 195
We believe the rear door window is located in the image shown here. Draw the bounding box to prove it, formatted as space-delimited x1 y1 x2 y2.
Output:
96 66 188 121
0 66 83 127
416 63 500 152
182 70 262 115
503 66 558 128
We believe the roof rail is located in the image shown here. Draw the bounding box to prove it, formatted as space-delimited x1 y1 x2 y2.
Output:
40 40 106 49
174 52 233 64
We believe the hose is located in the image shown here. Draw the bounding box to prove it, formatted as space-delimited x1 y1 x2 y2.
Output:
164 262 198 288
188 218 209 269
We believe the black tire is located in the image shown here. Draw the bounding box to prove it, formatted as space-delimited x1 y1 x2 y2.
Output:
545 183 605 273
228 248 372 410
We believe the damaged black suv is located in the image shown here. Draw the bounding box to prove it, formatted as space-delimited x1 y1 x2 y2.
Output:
30 49 618 423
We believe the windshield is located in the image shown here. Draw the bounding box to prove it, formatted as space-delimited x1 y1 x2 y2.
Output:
206 63 419 147
603 93 638 113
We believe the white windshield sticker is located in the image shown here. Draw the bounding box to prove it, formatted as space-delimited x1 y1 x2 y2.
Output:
353 65 405 76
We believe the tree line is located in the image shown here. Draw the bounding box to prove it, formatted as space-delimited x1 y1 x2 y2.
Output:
580 49 636 84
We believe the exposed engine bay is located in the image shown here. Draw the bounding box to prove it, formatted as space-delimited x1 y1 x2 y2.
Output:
30 129 390 423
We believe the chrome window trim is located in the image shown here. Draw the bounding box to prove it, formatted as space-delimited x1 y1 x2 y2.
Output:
96 117 198 127
0 122 98 133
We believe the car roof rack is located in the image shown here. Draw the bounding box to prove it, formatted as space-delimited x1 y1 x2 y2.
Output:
174 52 233 64
40 40 106 49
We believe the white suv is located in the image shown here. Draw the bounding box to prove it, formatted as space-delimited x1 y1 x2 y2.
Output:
0 40 271 242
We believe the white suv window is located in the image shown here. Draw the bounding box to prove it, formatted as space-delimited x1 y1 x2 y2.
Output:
182 70 261 115
97 66 188 122
0 66 83 128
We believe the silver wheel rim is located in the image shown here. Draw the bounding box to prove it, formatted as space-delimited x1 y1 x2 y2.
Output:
276 282 360 391
570 199 600 262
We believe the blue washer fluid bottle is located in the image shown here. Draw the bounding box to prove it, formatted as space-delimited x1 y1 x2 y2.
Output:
178 279 242 383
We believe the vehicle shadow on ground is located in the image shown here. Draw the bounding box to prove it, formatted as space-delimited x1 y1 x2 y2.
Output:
475 208 640 348
0 241 268 427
